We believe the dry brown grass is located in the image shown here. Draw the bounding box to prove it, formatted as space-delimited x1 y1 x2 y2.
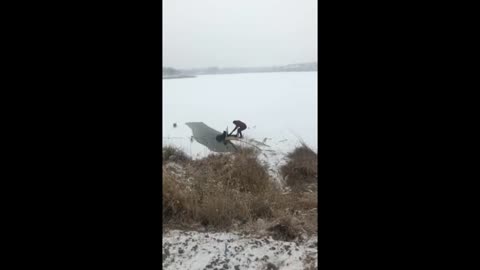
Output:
162 145 191 164
162 145 318 236
162 168 196 222
188 148 272 194
267 216 300 241
280 142 317 191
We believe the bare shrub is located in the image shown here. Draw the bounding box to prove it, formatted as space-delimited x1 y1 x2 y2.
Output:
162 168 184 220
280 142 317 191
190 147 272 194
227 149 272 193
267 191 318 235
248 195 274 219
162 168 199 223
162 145 191 164
267 217 300 241
195 189 251 228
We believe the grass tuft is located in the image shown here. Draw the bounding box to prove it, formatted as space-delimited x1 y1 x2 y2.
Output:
280 142 317 191
162 145 191 164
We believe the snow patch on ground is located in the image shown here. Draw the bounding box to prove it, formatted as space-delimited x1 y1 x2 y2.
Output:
163 230 317 270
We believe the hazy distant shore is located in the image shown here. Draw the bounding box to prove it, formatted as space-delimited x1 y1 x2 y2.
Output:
162 75 197 80
163 62 317 77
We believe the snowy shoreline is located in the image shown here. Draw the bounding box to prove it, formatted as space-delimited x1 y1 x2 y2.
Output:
163 229 317 270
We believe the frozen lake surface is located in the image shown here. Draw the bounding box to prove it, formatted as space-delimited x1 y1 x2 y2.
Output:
163 72 317 159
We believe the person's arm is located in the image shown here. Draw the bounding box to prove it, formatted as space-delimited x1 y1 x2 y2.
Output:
228 126 238 136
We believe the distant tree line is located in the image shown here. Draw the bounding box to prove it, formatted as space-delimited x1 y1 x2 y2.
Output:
163 62 317 77
178 62 317 76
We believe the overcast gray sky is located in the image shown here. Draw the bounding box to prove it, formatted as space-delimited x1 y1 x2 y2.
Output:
163 0 317 69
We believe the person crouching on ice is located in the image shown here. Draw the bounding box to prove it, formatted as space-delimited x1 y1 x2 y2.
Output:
228 120 247 138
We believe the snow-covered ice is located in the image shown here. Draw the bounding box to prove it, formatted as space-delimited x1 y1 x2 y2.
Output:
162 72 317 160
